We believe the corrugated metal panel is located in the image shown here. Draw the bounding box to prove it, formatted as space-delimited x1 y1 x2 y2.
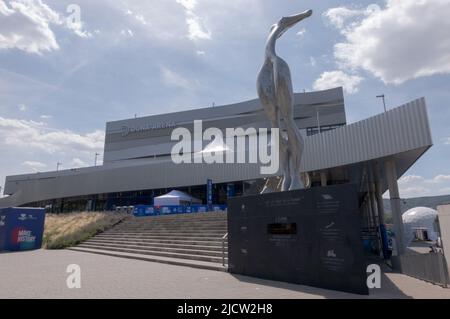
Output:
301 98 432 171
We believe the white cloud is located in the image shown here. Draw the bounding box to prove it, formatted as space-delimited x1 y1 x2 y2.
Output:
325 0 450 84
70 157 88 168
125 8 147 25
22 160 47 172
120 29 134 37
0 0 92 54
399 175 425 185
397 174 450 198
445 137 450 145
176 0 198 11
0 0 60 54
185 15 211 40
313 70 363 94
40 114 52 119
0 116 104 154
399 187 430 198
296 28 306 37
176 0 211 41
309 57 316 67
324 5 380 29
432 175 450 183
135 14 147 25
66 20 92 39
18 103 26 111
160 66 195 91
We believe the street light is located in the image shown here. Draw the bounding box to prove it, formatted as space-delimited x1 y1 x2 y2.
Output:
376 94 387 112
56 162 62 171
95 153 100 166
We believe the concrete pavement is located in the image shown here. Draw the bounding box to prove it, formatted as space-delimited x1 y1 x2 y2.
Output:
1 249 449 299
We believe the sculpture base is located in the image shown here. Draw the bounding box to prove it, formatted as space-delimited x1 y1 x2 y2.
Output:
227 184 369 295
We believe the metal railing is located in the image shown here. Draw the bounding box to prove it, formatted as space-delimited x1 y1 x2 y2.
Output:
222 233 228 267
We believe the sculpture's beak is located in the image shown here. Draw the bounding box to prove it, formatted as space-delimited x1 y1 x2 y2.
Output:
282 9 313 30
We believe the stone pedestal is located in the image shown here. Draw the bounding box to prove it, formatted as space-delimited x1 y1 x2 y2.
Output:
227 184 369 295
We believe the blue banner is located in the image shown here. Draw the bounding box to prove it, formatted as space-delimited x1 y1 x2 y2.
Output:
207 179 213 207
0 207 46 252
227 183 235 198
133 205 227 217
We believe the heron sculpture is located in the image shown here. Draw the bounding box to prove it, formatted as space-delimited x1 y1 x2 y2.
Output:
257 9 313 192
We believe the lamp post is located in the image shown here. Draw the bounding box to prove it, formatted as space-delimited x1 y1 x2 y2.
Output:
376 94 387 112
56 162 62 171
95 153 100 166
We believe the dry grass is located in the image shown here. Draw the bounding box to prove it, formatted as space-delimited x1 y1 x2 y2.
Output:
43 212 130 249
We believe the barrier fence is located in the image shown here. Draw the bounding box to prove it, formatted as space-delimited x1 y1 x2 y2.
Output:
400 252 450 287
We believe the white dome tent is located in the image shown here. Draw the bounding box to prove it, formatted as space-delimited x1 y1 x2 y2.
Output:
153 190 202 207
402 207 439 246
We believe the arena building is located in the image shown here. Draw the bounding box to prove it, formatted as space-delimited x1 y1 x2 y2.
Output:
0 87 433 254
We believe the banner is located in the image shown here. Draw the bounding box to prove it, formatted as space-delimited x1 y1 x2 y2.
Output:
133 205 227 217
207 179 213 207
227 183 235 198
0 207 46 252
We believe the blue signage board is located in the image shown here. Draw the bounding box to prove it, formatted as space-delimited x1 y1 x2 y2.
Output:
133 205 227 217
207 179 213 207
0 207 46 252
227 183 235 198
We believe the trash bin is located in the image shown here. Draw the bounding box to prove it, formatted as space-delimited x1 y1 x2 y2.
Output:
0 207 46 252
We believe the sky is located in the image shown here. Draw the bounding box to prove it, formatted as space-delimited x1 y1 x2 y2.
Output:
0 0 450 199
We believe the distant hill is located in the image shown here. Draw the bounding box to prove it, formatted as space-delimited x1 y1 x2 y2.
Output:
383 195 450 218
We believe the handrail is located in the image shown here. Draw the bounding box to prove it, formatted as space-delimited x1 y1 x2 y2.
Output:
222 232 228 267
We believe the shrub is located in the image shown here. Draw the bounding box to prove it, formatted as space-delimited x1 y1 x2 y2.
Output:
43 212 129 249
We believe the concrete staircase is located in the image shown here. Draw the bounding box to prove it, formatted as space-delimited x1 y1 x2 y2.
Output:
69 212 228 271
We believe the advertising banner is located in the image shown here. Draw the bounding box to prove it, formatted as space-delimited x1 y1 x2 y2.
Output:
133 205 227 217
207 179 213 207
0 207 46 252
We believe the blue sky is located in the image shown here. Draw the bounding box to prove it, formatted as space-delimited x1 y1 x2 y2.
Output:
1 0 450 198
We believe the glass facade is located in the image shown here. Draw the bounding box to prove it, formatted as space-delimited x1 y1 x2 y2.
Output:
24 181 246 213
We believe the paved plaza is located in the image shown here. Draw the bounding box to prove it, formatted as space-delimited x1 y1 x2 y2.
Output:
1 249 449 299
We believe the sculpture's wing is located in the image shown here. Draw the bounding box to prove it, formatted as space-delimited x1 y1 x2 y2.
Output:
257 63 278 120
273 57 294 117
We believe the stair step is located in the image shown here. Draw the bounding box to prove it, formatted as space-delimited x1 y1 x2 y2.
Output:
95 234 224 242
87 238 228 251
68 247 228 272
87 237 226 246
76 244 227 263
108 231 226 237
103 232 226 237
72 212 229 272
112 228 227 232
130 217 227 222
119 224 227 228
80 241 227 257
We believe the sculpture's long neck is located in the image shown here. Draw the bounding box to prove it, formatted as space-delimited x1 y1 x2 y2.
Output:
264 30 278 62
